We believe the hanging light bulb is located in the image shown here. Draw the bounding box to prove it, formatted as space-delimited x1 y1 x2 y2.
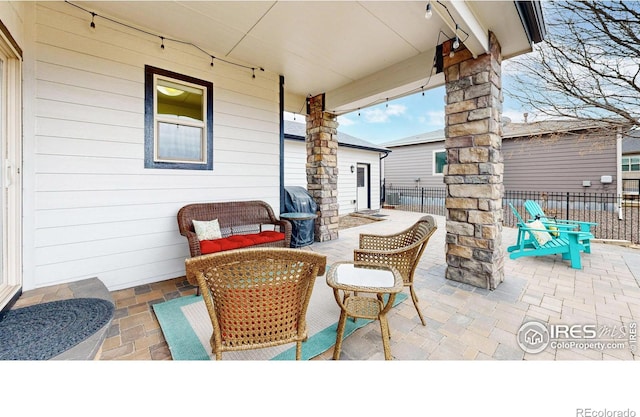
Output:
453 36 460 50
452 24 460 49
160 36 165 50
89 12 96 30
425 2 433 19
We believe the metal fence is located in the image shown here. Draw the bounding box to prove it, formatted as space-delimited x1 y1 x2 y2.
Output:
383 186 640 244
623 179 640 198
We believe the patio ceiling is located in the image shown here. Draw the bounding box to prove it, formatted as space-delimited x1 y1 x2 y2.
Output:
78 1 543 114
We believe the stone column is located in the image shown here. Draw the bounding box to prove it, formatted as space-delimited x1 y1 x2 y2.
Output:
443 32 504 290
306 93 339 242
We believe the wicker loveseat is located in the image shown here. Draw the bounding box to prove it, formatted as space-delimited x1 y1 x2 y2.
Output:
177 201 292 279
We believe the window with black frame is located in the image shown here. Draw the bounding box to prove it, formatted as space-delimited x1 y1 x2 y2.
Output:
144 66 213 170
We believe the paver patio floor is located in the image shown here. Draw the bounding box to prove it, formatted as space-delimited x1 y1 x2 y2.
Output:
11 208 640 361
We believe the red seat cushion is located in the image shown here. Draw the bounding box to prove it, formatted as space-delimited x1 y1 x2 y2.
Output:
200 231 285 254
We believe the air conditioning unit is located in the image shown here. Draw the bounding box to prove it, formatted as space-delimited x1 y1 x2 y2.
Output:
386 192 400 205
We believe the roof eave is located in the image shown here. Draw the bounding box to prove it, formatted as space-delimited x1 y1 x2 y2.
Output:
515 1 547 45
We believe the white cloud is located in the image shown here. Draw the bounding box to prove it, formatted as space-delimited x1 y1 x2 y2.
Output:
337 115 356 126
419 110 445 128
361 104 407 123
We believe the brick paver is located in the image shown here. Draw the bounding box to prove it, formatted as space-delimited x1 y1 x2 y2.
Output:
13 209 640 361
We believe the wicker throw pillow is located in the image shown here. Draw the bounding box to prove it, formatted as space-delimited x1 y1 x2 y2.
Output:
193 219 222 241
529 219 552 246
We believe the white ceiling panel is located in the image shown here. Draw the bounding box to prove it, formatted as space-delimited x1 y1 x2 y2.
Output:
76 1 540 113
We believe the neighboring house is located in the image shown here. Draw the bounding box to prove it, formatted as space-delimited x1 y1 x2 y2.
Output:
382 120 624 195
622 131 640 197
284 121 390 215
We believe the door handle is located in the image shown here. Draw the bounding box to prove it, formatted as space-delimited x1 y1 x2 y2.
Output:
5 159 11 188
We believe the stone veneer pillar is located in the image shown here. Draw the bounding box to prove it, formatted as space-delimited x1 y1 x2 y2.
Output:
306 93 339 242
443 32 505 290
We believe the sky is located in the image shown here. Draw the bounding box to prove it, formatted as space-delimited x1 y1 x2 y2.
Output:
284 61 530 146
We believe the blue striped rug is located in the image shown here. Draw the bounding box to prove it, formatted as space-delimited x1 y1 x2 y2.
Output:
153 292 407 360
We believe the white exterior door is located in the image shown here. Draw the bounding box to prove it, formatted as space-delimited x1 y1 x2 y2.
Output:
356 164 369 211
0 30 22 311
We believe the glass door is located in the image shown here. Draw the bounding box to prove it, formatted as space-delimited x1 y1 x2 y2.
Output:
0 57 4 296
0 27 22 311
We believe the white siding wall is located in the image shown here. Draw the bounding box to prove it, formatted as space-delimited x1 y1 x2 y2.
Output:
284 139 381 215
338 147 382 214
23 3 281 290
0 2 25 46
283 140 307 188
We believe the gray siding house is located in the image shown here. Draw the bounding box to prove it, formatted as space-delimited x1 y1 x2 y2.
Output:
382 120 623 194
622 131 640 196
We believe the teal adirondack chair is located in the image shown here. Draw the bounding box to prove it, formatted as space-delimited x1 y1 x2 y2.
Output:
507 203 588 269
523 200 596 253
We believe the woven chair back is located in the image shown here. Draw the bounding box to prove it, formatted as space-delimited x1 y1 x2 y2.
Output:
185 248 326 358
356 215 437 284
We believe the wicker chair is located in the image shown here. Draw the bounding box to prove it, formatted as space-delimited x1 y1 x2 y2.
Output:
353 215 437 326
185 248 327 360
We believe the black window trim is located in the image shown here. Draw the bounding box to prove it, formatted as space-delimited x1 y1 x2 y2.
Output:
144 65 214 170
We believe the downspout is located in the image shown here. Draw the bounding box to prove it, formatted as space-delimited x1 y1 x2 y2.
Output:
616 127 623 220
379 151 390 204
279 75 285 214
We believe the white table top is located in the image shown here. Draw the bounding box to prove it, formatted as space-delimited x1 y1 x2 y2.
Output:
334 263 396 288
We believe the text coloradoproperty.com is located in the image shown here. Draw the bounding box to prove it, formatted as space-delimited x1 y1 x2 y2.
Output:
552 341 627 350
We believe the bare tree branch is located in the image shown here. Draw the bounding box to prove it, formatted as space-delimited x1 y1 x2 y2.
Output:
506 0 640 131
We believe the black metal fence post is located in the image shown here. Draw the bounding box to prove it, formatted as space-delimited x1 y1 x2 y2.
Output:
382 185 640 244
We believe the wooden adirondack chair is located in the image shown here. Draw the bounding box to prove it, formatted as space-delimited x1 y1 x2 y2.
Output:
507 203 588 269
523 200 596 253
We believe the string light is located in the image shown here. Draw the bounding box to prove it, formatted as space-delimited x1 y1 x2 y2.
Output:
65 1 264 79
425 1 433 19
452 24 460 49
425 0 470 58
335 28 450 116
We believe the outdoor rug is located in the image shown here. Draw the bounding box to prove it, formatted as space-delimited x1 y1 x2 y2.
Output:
0 298 114 360
153 283 407 360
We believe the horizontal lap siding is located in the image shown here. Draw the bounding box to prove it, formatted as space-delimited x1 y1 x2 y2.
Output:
337 147 381 214
502 132 618 193
383 142 445 188
28 3 281 290
283 140 308 188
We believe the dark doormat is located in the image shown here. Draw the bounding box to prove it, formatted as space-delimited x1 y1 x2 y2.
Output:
0 298 114 360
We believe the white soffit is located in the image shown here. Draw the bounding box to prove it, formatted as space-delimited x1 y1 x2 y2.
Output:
77 1 535 113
